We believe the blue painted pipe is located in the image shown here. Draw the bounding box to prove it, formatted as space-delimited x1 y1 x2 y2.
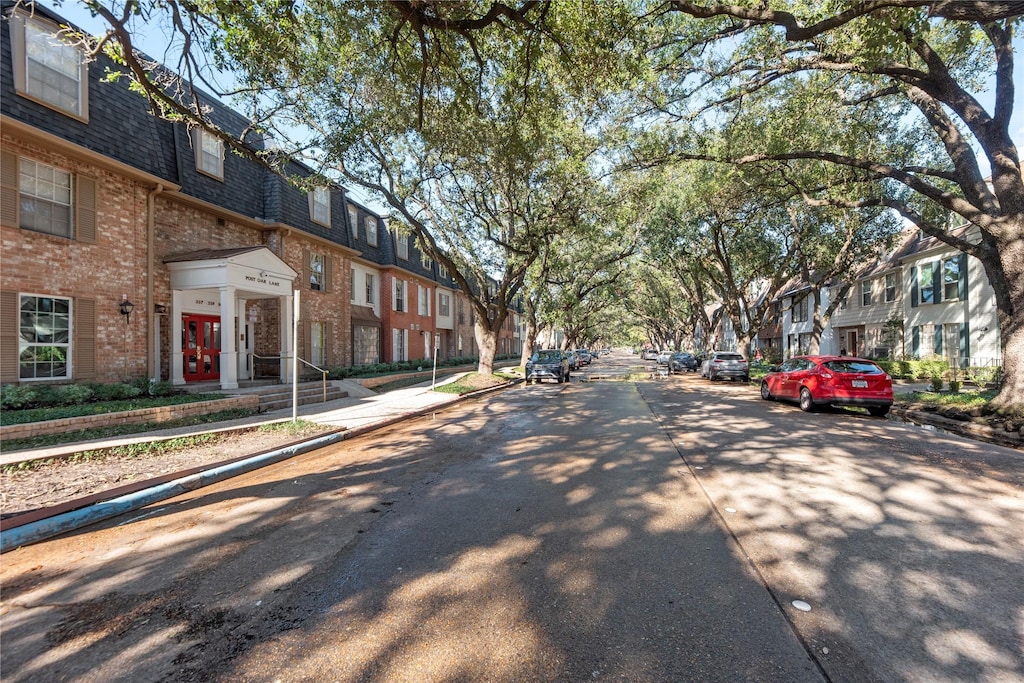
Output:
1 431 346 552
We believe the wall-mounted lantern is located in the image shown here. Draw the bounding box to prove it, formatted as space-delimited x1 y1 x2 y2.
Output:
119 296 135 324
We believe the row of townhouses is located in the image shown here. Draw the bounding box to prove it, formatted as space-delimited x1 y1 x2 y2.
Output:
1 3 523 392
774 225 1001 369
697 223 999 371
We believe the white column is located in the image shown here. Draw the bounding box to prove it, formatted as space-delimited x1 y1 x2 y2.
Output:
219 285 239 390
171 290 185 385
152 309 162 382
236 298 248 381
281 291 293 382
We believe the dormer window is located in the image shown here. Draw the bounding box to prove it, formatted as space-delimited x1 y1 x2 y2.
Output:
10 12 89 120
193 128 224 179
310 186 330 226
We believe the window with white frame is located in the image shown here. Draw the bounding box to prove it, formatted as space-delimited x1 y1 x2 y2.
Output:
421 251 432 269
365 273 375 305
418 285 430 316
943 256 963 301
12 13 88 119
396 231 409 259
393 328 407 361
365 216 378 245
194 128 224 179
439 292 450 317
919 262 936 304
19 159 73 238
792 295 808 323
394 279 406 312
884 273 897 303
834 287 847 311
310 186 330 226
310 322 325 366
862 280 873 306
309 253 325 291
348 205 359 240
19 294 71 380
350 267 356 303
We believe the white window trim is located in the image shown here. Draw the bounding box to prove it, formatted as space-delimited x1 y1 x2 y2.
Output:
18 158 74 238
365 272 376 305
348 205 359 241
192 128 224 180
310 186 331 227
9 11 89 121
365 216 378 246
396 231 409 259
18 293 73 381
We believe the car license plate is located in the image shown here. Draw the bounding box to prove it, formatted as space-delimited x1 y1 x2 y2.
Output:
852 379 868 388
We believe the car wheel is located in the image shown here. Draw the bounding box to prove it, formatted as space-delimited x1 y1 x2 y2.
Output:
799 387 816 412
760 381 773 401
868 405 890 417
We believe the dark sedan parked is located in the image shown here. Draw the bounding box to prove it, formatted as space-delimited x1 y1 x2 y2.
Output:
760 355 893 416
669 352 699 373
526 349 570 384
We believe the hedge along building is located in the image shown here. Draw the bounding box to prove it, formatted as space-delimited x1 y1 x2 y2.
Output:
0 2 370 390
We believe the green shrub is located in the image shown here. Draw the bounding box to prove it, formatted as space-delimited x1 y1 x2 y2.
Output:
1 384 40 410
929 375 945 392
51 383 95 406
948 380 962 393
916 359 949 380
89 382 143 401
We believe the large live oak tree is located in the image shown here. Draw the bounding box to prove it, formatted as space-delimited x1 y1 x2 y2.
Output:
651 1 1023 410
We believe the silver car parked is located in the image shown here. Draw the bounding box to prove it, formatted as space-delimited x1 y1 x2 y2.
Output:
702 351 750 382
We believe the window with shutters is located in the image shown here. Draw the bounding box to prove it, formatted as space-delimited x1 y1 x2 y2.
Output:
193 128 224 179
309 253 325 291
365 273 375 305
19 159 73 238
310 322 325 366
792 295 808 323
943 257 963 301
418 285 430 316
919 262 936 304
310 187 330 226
394 279 405 312
884 273 897 303
19 294 71 380
10 12 88 120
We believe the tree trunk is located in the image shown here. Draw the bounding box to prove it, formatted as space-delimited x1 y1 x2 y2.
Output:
475 318 498 375
993 222 1024 413
520 301 538 367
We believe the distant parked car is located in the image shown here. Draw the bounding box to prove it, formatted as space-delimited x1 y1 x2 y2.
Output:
702 352 749 382
526 349 570 384
642 349 659 361
670 352 699 373
577 349 593 365
657 350 673 365
566 350 580 371
760 355 893 416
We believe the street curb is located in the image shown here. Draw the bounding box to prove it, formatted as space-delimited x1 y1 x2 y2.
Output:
0 380 518 551
890 406 1022 450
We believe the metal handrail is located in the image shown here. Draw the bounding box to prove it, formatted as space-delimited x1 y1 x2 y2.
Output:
247 352 329 403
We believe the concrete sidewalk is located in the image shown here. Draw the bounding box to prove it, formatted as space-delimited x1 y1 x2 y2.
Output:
1 374 482 467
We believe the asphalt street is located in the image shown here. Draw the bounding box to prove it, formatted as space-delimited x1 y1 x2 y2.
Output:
1 360 1021 682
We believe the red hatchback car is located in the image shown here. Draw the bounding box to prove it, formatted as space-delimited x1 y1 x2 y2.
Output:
760 355 894 416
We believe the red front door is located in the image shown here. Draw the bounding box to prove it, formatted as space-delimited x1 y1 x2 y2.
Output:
182 314 222 382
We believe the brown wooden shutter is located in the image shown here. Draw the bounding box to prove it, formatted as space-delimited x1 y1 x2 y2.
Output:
74 298 97 379
325 321 335 366
76 175 97 244
324 255 333 293
0 290 19 383
302 249 310 291
1 151 18 228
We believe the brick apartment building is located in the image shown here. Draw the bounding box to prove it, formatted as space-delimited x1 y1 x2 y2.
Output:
1 2 485 391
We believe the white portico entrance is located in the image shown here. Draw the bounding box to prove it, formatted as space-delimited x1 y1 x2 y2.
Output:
165 246 298 390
